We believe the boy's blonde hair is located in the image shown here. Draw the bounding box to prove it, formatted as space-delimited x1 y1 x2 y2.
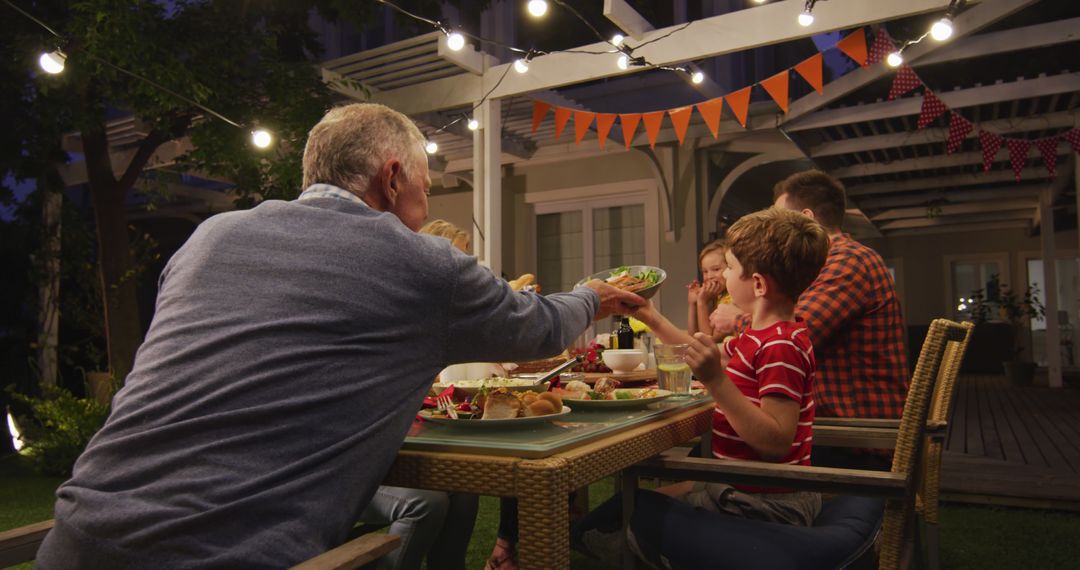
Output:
726 207 830 302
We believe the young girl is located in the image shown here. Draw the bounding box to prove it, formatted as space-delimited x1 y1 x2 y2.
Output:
687 240 733 342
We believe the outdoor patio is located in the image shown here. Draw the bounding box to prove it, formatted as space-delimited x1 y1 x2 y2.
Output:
942 373 1080 510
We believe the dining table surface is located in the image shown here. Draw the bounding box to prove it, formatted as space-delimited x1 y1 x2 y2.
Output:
382 392 714 569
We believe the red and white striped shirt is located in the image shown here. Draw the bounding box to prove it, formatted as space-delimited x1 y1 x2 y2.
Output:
714 319 816 493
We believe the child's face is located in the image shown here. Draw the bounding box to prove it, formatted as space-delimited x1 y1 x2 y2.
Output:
700 251 726 289
722 250 754 310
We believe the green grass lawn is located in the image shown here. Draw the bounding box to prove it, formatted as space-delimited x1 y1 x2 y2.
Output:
4 454 1080 569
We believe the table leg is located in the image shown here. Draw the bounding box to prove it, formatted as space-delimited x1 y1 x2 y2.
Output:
518 491 570 569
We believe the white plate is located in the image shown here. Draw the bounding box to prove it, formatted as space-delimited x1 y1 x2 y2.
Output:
418 406 572 427
560 389 673 409
431 381 548 397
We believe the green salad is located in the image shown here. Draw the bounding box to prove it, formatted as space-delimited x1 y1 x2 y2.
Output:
610 266 661 284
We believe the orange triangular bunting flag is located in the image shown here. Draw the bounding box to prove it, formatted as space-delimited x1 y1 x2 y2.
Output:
620 114 642 149
696 98 724 138
531 101 551 134
794 53 824 94
668 107 693 145
595 113 617 149
725 87 751 128
642 111 665 148
574 111 596 145
553 107 572 139
836 29 868 68
760 70 790 113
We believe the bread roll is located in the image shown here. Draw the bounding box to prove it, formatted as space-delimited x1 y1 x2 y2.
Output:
537 391 563 409
524 399 556 417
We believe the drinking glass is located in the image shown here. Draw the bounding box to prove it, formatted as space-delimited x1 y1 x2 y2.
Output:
655 343 691 397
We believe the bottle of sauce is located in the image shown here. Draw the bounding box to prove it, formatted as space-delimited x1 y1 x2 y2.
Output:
616 317 634 350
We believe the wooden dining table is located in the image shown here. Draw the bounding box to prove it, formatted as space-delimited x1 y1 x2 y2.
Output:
382 395 713 569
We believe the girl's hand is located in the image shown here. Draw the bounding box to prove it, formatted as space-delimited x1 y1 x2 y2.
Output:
685 332 725 384
699 280 723 304
687 280 701 304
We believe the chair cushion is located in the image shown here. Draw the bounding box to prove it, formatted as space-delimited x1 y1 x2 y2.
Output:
572 490 884 570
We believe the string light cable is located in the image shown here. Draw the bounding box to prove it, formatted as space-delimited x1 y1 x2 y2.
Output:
3 0 274 149
884 0 966 68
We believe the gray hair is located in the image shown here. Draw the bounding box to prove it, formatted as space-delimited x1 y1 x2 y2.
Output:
302 103 427 196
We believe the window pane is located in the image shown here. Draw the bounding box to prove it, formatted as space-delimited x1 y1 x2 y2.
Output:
593 204 645 271
536 211 583 294
952 261 1000 319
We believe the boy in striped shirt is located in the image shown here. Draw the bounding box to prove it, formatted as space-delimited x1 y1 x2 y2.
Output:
631 207 830 526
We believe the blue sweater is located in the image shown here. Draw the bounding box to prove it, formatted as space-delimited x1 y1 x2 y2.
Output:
39 190 598 569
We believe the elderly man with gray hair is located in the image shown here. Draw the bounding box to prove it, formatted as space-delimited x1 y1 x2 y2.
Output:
37 103 644 569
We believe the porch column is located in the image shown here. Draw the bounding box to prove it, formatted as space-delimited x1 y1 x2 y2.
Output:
472 98 502 276
1040 186 1062 387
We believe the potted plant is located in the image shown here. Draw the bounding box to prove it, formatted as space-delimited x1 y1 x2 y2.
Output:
963 275 1045 383
994 279 1046 385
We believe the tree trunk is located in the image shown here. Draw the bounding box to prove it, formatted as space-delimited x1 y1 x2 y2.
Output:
36 186 62 387
82 121 143 380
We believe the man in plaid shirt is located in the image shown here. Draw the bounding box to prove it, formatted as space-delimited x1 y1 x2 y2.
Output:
715 171 908 470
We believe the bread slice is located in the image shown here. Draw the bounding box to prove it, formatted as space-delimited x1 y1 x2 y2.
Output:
482 388 522 420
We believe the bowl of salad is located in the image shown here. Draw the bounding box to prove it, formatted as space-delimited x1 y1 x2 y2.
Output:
576 265 666 300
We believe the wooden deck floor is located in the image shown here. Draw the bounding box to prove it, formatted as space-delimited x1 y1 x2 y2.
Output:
941 374 1080 510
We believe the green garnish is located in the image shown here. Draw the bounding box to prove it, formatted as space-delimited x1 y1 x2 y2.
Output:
614 390 636 400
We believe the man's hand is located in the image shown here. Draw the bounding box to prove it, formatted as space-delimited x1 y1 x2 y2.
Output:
581 279 647 321
709 303 742 337
686 332 725 385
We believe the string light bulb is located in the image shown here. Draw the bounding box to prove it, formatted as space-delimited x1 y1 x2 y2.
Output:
425 140 438 154
467 118 479 130
251 128 273 149
930 16 954 41
38 49 66 74
691 71 705 84
611 34 624 47
513 58 529 73
797 10 814 26
616 54 629 70
886 52 903 67
446 32 466 51
526 0 548 18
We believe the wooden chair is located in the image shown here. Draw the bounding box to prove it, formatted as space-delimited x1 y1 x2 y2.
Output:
815 319 974 569
0 519 400 570
612 318 970 570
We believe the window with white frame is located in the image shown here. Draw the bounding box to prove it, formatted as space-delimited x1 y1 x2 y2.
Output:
945 254 1009 321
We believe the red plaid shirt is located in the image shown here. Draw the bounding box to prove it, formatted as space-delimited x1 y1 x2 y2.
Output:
737 234 908 419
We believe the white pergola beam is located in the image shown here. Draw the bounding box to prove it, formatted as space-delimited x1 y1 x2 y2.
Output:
810 110 1078 158
856 184 1043 209
790 73 1080 133
437 34 499 75
882 219 1030 237
781 0 1033 127
603 0 655 40
871 198 1038 221
364 0 981 115
831 148 1070 178
878 209 1036 230
916 17 1080 67
847 170 1020 196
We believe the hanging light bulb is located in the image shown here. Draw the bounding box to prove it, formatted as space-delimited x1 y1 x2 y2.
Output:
797 10 814 26
752 0 768 3
38 50 66 74
617 54 629 70
930 17 954 41
467 118 479 131
513 58 529 73
526 0 548 18
611 34 624 47
251 128 273 149
425 140 439 154
691 71 705 84
446 32 466 51
886 52 903 68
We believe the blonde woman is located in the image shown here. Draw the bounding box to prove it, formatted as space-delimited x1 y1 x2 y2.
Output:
420 219 470 254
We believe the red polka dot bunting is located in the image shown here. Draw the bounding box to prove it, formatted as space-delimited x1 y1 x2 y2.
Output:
1065 129 1080 155
868 28 896 65
887 66 922 100
1034 138 1059 178
1007 139 1031 182
946 113 973 155
917 90 948 129
979 130 1003 172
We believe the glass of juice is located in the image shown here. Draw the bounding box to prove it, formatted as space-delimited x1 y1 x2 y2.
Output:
655 343 691 397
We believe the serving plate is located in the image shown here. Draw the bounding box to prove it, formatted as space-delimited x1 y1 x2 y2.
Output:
431 380 548 397
560 389 672 410
418 406 572 427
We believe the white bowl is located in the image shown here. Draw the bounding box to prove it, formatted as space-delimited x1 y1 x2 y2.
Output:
602 349 646 374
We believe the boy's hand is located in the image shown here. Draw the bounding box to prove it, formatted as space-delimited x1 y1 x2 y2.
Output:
686 332 725 384
626 299 659 327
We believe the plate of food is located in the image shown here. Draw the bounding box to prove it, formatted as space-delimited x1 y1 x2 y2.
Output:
431 377 546 397
576 265 666 300
555 378 672 409
419 388 570 427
